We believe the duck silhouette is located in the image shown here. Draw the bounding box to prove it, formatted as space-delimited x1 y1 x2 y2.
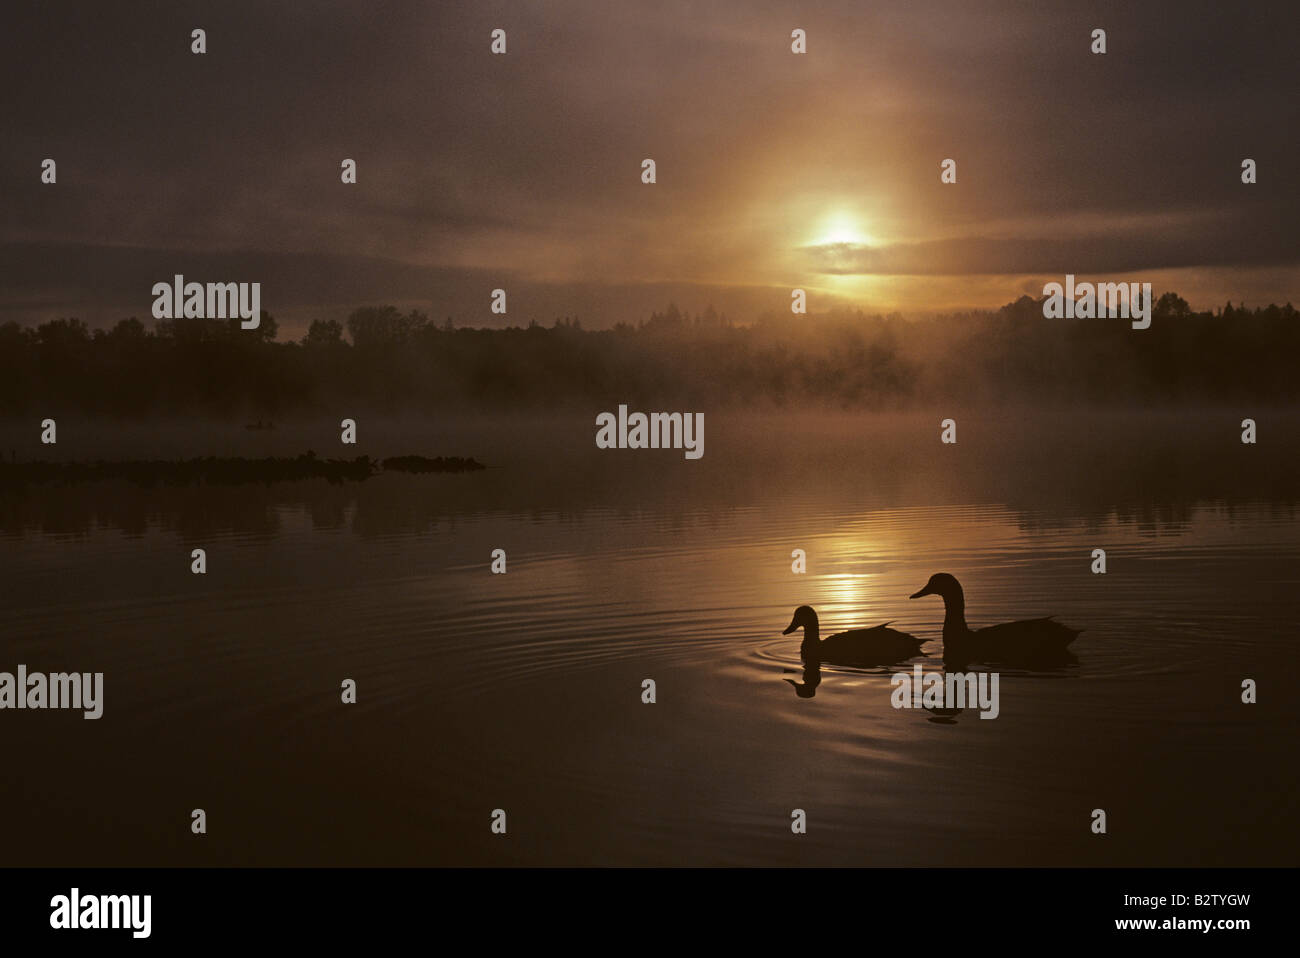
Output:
783 605 925 667
909 573 1080 665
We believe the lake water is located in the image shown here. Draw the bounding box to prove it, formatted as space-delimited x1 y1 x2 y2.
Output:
1 409 1297 865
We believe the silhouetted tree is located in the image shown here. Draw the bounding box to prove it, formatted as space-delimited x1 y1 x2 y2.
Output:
303 319 344 348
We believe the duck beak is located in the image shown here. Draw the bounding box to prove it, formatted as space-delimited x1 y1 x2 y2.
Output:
909 586 931 599
782 618 799 635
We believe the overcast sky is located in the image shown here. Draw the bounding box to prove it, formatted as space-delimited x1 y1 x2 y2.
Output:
2 0 1296 334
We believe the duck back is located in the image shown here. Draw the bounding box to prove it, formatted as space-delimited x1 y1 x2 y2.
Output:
814 624 925 666
975 616 1078 645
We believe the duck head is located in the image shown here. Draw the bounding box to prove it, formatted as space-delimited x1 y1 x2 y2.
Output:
909 573 969 636
783 605 818 636
784 605 823 659
909 573 963 602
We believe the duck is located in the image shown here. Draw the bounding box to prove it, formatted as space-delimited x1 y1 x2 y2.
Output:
783 605 925 666
908 573 1080 662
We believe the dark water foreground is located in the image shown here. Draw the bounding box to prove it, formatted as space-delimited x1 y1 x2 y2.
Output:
0 409 1296 865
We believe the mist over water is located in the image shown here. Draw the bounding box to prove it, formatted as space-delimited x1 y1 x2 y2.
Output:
1 409 1296 865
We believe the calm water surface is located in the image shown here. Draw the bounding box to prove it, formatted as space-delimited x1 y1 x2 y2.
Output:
1 410 1297 865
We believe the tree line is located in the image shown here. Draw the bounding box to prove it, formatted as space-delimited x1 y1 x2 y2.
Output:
1 293 1296 416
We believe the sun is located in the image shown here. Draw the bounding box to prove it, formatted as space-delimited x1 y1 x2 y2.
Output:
811 210 872 248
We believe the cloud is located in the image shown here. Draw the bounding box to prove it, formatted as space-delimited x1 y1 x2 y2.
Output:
0 0 1295 317
804 206 1300 276
0 240 804 334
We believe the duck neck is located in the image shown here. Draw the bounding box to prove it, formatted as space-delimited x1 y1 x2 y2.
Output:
941 591 970 639
800 615 820 654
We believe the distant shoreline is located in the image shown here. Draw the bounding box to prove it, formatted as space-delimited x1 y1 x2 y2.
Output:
5 295 1300 413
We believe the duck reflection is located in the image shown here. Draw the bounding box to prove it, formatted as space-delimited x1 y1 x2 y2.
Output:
783 658 823 698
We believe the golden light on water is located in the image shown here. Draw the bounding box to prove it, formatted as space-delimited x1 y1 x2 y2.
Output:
817 571 880 624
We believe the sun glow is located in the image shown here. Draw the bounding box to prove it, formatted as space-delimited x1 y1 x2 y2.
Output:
811 210 873 248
